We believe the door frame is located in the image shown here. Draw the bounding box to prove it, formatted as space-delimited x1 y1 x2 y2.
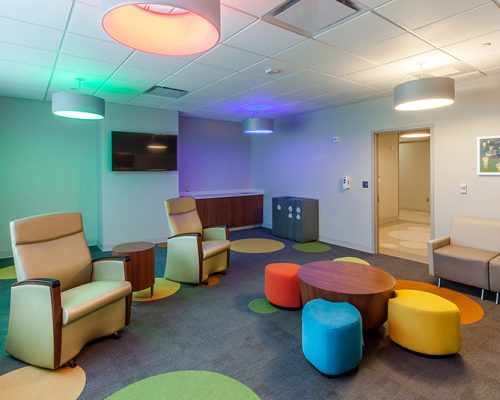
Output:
372 124 435 255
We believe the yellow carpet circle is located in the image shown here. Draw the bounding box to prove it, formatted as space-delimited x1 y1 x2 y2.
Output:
333 257 370 265
133 278 180 302
395 280 484 325
231 239 285 254
0 265 16 280
0 365 85 399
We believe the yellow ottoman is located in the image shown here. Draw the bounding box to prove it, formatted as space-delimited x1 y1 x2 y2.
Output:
388 289 461 355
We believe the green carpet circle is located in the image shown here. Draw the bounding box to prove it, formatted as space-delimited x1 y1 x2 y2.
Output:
0 266 16 280
293 242 331 253
333 257 370 265
105 370 260 400
248 298 278 314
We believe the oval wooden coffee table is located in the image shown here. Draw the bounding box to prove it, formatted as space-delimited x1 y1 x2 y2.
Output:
112 242 155 297
298 260 396 329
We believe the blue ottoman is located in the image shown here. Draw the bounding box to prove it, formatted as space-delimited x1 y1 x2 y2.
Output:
302 299 362 375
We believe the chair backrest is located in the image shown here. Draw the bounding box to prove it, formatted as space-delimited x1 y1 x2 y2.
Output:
10 213 92 291
165 197 203 237
450 215 500 253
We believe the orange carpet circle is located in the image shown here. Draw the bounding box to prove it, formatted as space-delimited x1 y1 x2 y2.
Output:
204 276 220 287
395 280 484 325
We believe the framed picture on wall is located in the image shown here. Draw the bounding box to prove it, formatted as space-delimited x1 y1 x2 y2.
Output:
478 135 500 175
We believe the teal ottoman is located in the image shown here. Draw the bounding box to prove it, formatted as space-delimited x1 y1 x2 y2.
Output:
302 299 362 375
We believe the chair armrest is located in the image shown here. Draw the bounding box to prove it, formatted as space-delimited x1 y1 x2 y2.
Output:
428 236 450 276
92 256 130 282
203 225 229 241
8 278 62 369
166 233 203 284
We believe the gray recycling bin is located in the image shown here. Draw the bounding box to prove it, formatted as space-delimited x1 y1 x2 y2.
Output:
272 196 318 242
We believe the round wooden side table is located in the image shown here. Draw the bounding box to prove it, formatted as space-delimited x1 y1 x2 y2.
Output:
112 241 155 297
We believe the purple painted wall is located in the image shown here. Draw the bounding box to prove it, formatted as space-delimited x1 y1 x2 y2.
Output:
178 116 251 192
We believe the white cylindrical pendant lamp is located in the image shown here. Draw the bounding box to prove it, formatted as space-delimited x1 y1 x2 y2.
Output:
101 0 220 56
394 77 455 111
243 118 274 134
52 92 105 120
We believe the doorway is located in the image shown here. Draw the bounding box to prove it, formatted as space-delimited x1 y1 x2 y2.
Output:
375 128 432 263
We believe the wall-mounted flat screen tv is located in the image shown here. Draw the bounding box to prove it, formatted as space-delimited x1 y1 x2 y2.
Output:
112 131 177 171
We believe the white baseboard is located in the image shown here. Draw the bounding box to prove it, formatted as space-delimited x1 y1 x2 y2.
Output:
318 235 374 254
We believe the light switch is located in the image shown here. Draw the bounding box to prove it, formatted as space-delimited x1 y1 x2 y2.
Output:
459 183 467 194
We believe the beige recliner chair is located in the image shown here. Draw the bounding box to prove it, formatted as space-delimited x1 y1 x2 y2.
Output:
7 213 132 369
428 215 500 300
164 197 230 284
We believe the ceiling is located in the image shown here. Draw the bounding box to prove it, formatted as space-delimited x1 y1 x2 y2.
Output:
1 0 500 122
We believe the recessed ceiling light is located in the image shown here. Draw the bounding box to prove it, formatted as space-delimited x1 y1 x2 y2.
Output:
400 132 431 139
101 0 220 56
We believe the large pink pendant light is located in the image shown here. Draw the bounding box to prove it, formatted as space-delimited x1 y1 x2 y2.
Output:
101 0 220 56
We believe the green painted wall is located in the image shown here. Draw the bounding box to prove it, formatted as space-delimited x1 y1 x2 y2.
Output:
0 97 99 257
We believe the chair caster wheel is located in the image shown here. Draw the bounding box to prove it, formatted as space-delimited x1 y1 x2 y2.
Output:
112 332 121 339
68 360 77 368
221 271 226 275
201 280 208 285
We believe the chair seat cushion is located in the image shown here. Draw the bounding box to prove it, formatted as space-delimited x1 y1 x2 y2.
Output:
433 245 496 289
434 244 498 262
61 281 131 325
202 240 230 259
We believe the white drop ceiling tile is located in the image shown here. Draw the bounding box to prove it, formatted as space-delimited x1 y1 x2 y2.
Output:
273 39 345 68
182 91 225 104
337 84 379 98
443 30 500 61
369 75 412 91
0 42 57 68
241 58 301 79
68 1 113 43
384 50 458 75
172 62 234 85
0 0 72 30
49 69 108 94
159 75 208 92
112 66 167 88
96 79 146 98
225 20 306 57
415 3 500 48
277 70 333 87
197 44 265 71
0 83 46 100
355 34 434 65
124 52 191 75
57 54 117 77
248 80 300 97
312 53 378 77
214 72 270 92
308 78 362 93
376 0 490 30
343 65 405 85
466 52 500 72
315 12 404 51
127 95 173 108
77 0 101 7
0 59 52 88
94 91 137 104
221 0 285 17
0 16 63 51
62 33 133 63
220 5 257 41
358 0 391 8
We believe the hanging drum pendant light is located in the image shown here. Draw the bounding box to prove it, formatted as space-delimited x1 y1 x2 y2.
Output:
394 77 455 111
243 118 274 135
101 0 221 56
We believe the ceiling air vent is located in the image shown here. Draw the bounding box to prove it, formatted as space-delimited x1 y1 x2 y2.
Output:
144 85 189 99
264 0 364 37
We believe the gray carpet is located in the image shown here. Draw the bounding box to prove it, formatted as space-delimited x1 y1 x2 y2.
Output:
0 227 499 399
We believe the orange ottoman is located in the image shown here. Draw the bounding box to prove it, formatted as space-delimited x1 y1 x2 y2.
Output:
265 263 302 308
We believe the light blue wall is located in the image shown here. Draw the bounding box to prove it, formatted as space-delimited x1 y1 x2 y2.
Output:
0 96 99 257
178 116 251 193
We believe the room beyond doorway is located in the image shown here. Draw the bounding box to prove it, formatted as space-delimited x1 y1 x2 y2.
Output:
375 128 432 264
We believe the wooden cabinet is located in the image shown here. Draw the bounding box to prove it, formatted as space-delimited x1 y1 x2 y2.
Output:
196 194 263 228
